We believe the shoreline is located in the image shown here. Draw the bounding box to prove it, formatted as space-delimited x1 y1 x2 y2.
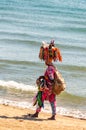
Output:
0 104 86 130
0 97 86 120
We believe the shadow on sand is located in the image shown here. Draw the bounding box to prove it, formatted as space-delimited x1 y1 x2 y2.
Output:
0 114 48 121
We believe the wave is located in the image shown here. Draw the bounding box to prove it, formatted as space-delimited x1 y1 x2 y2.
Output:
0 58 86 71
0 36 86 51
58 43 86 51
0 80 86 100
58 26 86 33
0 59 39 65
0 79 86 119
0 39 40 47
0 59 86 75
59 91 86 102
0 80 37 92
0 31 41 43
59 64 86 72
0 79 86 120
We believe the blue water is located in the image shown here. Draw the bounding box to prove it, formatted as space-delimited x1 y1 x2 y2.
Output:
0 0 86 119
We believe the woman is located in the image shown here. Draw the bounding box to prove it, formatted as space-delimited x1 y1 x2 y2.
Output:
31 60 57 120
29 40 63 120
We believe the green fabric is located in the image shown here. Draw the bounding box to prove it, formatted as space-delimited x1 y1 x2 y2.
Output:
37 91 43 107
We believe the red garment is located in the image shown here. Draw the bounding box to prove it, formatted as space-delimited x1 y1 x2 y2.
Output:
36 65 56 114
42 65 56 102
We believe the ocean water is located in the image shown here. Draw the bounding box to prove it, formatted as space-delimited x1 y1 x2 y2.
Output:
0 0 86 119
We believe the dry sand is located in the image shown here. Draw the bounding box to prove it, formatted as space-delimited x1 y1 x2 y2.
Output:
0 104 86 130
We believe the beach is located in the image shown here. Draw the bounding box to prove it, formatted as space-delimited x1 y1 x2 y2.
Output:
0 0 86 125
0 104 86 130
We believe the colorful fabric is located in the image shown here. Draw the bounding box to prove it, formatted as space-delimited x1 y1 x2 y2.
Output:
37 91 44 107
36 94 56 114
39 41 62 62
44 65 55 94
35 65 56 114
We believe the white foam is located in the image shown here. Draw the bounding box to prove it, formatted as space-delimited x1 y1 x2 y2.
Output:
0 80 86 120
56 107 86 119
0 80 37 91
0 98 86 120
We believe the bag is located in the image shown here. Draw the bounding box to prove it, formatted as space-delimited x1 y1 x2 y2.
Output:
53 69 66 95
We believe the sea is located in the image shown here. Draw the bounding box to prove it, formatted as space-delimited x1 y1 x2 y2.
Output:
0 0 86 119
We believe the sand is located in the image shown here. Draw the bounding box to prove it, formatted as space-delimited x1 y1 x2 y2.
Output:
0 104 86 130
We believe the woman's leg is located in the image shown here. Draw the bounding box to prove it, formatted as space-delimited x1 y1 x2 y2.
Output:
50 101 56 116
48 94 56 120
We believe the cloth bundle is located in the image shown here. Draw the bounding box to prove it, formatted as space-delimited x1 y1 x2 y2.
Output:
39 41 62 63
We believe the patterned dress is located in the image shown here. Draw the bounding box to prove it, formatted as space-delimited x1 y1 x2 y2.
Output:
36 65 56 115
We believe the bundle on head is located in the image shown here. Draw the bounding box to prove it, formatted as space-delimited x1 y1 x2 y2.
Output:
39 41 62 63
